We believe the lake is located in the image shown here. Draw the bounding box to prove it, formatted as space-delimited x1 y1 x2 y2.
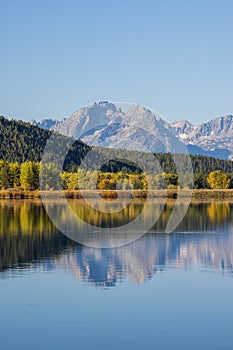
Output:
0 199 233 350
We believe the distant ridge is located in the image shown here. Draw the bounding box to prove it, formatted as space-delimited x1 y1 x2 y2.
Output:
171 115 233 159
30 118 59 130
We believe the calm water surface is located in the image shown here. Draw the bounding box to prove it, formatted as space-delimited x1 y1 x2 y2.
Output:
0 199 233 350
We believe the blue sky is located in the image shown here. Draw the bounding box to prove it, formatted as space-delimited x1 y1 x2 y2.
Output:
1 0 233 124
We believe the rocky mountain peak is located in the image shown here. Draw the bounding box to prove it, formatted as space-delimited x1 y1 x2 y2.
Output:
30 102 233 160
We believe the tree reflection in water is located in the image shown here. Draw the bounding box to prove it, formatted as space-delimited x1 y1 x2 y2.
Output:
0 199 233 287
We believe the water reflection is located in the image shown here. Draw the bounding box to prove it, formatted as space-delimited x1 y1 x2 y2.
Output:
0 199 233 287
51 233 233 287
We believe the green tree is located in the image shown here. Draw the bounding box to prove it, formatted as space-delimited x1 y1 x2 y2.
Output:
206 170 230 189
164 173 178 188
9 162 20 188
40 163 61 190
20 162 39 190
153 173 166 189
194 173 208 189
0 160 10 189
61 172 79 190
129 174 146 190
78 169 98 190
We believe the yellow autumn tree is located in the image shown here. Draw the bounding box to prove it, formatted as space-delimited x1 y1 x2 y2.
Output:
206 170 230 189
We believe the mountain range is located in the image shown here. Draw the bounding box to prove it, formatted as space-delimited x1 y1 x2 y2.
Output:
30 101 233 160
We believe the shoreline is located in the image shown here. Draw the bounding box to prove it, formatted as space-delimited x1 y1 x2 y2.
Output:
1 189 233 199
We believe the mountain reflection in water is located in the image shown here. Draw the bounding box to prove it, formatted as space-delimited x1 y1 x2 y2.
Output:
0 199 233 287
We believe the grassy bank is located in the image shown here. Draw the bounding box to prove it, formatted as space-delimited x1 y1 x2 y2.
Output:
1 189 233 199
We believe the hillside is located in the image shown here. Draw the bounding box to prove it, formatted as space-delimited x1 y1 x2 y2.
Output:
0 115 90 169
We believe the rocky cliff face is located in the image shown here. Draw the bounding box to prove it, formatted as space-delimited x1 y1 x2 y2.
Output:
52 101 124 139
79 103 183 153
37 102 184 153
31 102 233 159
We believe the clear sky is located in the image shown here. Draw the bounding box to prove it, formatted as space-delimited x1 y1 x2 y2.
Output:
1 0 233 124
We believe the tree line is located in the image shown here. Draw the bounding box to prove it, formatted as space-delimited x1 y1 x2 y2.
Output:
0 160 231 190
